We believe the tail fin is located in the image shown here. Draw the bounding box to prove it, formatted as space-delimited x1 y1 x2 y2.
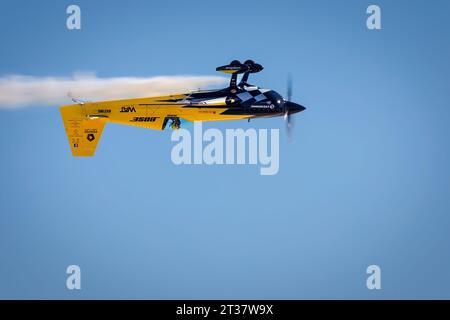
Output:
60 105 106 156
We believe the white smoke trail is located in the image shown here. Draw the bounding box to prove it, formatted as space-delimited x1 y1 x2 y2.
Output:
0 73 228 109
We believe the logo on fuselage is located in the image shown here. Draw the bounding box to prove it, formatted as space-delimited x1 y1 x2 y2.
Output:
120 106 136 113
130 117 160 122
250 104 275 109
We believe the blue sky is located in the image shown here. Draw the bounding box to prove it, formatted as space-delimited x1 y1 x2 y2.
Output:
0 0 450 299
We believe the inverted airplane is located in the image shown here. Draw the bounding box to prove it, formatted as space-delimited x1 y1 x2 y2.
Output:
60 60 306 156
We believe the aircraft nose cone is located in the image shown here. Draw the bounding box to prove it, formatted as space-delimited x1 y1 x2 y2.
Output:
296 104 306 112
285 101 306 114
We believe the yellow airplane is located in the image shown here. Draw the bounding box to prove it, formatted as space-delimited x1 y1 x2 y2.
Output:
60 60 306 156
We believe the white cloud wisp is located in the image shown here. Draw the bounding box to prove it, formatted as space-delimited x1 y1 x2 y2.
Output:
0 73 227 109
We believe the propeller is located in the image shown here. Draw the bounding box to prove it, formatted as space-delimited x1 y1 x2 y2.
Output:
284 74 294 139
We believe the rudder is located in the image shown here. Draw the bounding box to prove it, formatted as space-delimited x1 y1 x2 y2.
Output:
60 105 106 156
